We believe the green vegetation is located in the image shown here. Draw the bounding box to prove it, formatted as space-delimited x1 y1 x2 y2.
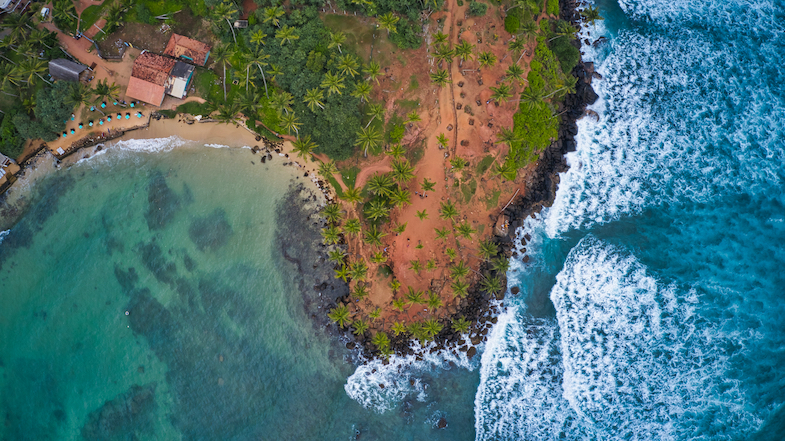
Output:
460 179 477 203
476 155 495 175
504 9 521 34
468 1 489 16
547 0 560 15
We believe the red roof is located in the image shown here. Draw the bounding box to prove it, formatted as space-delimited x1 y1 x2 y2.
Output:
126 52 176 106
125 76 165 106
164 34 211 66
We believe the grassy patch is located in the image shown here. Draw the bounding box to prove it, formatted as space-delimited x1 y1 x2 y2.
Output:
408 75 419 91
192 68 222 103
461 179 477 203
486 189 502 210
326 175 345 198
339 165 361 189
395 98 420 112
176 101 213 116
407 141 425 165
79 4 107 32
476 155 495 175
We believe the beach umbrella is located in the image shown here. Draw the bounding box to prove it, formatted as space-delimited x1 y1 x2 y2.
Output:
99 120 104 125
101 102 106 108
78 123 83 129
130 102 135 108
136 112 142 118
107 116 112 122
70 129 75 134
62 132 67 138
71 114 75 121
113 101 118 106
90 106 95 111
125 113 130 119
89 121 93 127
117 113 122 119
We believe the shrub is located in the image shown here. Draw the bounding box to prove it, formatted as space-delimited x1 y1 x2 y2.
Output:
547 0 559 15
389 19 422 50
549 33 580 74
0 112 23 158
504 10 521 34
468 1 488 16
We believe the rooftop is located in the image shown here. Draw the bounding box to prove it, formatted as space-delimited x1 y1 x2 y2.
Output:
163 34 211 66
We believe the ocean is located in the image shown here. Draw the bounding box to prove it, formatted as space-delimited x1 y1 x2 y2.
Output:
3 0 785 439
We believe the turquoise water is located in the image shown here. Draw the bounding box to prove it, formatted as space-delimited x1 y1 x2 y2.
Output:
0 140 478 440
475 0 785 439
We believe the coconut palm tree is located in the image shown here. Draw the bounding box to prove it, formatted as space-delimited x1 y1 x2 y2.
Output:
372 332 390 350
276 25 299 45
343 187 363 204
370 251 387 264
65 82 94 110
405 287 425 306
377 12 399 35
520 86 546 110
214 2 239 44
391 321 406 335
268 63 283 83
433 44 454 65
337 53 360 77
480 273 502 294
368 173 394 197
364 225 387 246
445 247 458 261
321 225 342 245
328 248 347 264
409 259 423 274
421 178 436 192
439 201 459 221
492 256 511 273
280 112 301 135
328 31 346 54
344 218 362 236
451 261 470 279
363 61 382 84
320 72 345 96
478 51 497 69
454 40 475 66
451 279 469 298
456 222 476 239
493 158 518 181
263 6 285 27
16 58 49 87
416 209 428 221
390 159 415 184
364 199 389 221
270 90 294 115
247 47 270 97
430 69 451 87
423 318 443 337
304 88 325 111
490 83 513 103
328 305 351 327
387 144 406 159
353 283 369 300
433 31 448 45
450 157 468 171
93 79 120 105
0 64 21 96
582 5 604 25
435 227 450 241
216 102 241 124
334 264 350 282
349 260 369 281
355 126 382 157
251 29 267 46
436 133 449 148
351 81 372 103
319 160 338 178
364 103 385 128
405 110 421 125
452 316 471 333
478 239 499 260
425 259 437 272
505 63 525 84
352 319 369 336
390 186 411 208
210 44 233 101
392 222 407 234
426 291 442 310
293 135 318 160
548 21 577 42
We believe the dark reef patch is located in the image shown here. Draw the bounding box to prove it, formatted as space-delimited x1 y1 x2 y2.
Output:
80 383 158 441
188 208 233 252
145 171 182 231
137 241 179 285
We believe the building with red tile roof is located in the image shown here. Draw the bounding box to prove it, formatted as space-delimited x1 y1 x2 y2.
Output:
163 34 211 66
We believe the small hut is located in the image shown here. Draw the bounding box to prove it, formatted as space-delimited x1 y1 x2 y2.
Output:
48 59 88 82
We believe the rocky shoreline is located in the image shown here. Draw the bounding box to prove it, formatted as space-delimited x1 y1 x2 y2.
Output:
330 0 600 362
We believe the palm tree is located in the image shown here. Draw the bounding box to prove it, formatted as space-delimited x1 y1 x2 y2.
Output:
478 239 499 260
582 6 604 25
452 316 471 333
548 21 577 42
377 12 399 35
321 225 342 245
328 31 346 54
372 332 390 350
421 178 436 192
216 102 241 124
343 187 363 204
280 112 301 135
490 83 513 103
409 259 422 275
355 126 382 157
214 2 239 44
520 86 546 110
405 111 421 125
263 6 285 27
328 305 351 327
426 291 442 310
351 81 372 103
433 31 448 45
390 159 415 184
433 44 454 65
430 69 451 87
321 72 345 96
423 318 443 337
390 186 411 208
65 82 94 110
480 273 502 294
238 89 260 118
247 47 270 97
344 218 362 235
270 90 294 115
390 279 402 292
416 209 428 221
349 260 369 281
392 222 407 234
352 319 369 336
439 201 459 221
492 256 511 273
444 247 457 261
370 251 387 264
364 103 385 128
328 248 347 264
304 88 325 111
268 63 283 83
456 222 476 239
505 63 525 84
28 29 53 50
250 29 267 46
451 261 470 279
293 135 318 159
364 61 382 84
276 25 299 45
93 79 120 105
405 287 425 306
364 225 387 246
16 58 49 87
364 199 389 221
387 144 406 159
426 259 437 272
337 54 360 77
334 264 350 282
451 279 469 298
353 283 369 300
368 173 394 197
391 321 406 335
478 51 497 69
454 40 475 66
450 157 468 171
0 64 21 96
319 160 338 178
494 158 518 181
436 133 449 148
435 227 450 241
210 44 233 101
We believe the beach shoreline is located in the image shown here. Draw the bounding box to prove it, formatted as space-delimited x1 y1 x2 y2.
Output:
0 118 333 231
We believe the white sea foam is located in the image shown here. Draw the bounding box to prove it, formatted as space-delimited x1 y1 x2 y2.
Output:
344 342 477 414
111 136 189 154
0 229 9 246
476 237 765 440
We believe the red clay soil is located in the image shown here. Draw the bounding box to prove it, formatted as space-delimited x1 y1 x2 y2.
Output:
329 0 556 332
